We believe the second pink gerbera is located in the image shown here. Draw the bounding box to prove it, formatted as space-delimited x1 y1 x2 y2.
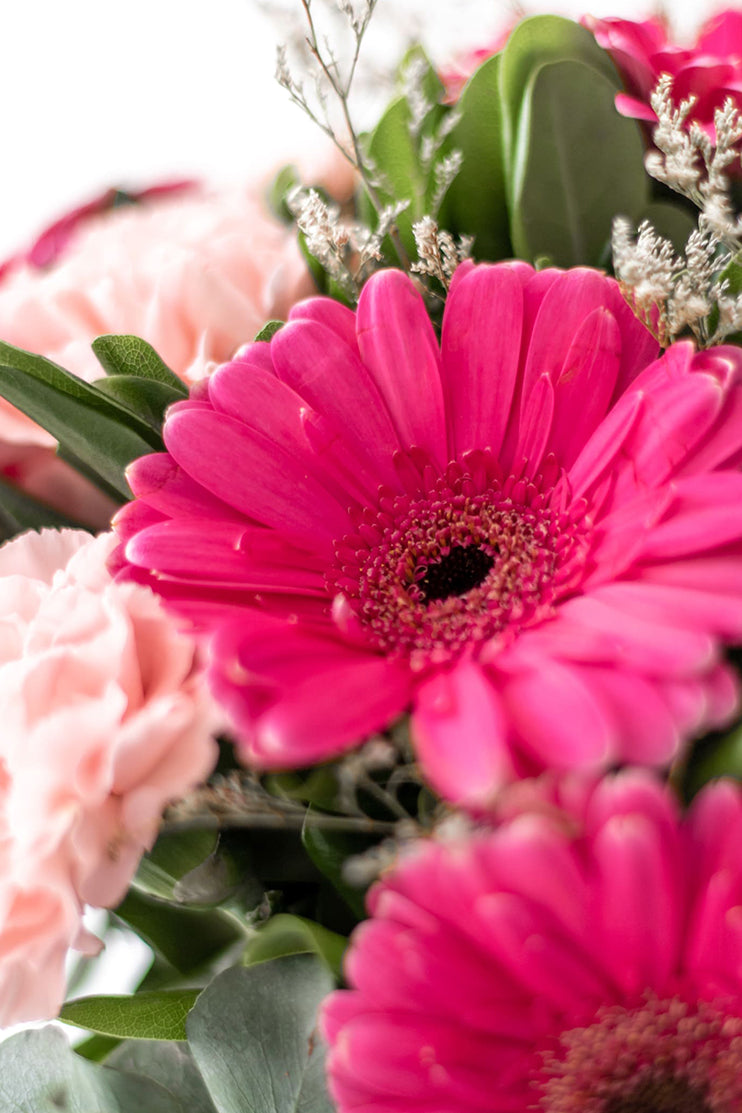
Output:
119 263 742 807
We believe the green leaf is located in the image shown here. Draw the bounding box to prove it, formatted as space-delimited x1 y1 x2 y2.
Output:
60 989 202 1041
186 956 334 1113
301 811 371 920
115 889 242 974
107 1041 218 1113
499 14 619 191
510 58 648 266
683 720 742 799
254 320 285 342
94 376 184 432
0 341 160 500
439 53 510 260
0 1027 184 1112
71 1035 121 1063
636 201 697 255
243 914 347 979
267 164 301 224
91 334 188 396
134 829 219 902
365 48 447 259
0 476 87 542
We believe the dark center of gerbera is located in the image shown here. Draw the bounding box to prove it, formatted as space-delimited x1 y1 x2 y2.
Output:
603 1076 710 1113
537 996 742 1113
329 452 592 667
415 543 496 603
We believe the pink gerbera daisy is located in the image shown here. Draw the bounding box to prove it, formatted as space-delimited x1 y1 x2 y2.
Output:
119 263 742 807
322 772 742 1112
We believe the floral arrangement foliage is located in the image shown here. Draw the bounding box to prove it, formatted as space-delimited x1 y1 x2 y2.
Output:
1 4 742 1113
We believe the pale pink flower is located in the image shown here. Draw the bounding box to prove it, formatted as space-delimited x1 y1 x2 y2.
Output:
119 263 742 808
0 182 315 525
0 528 219 1025
323 772 742 1112
584 10 742 146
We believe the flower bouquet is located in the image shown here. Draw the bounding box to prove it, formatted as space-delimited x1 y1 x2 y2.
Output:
2 3 742 1110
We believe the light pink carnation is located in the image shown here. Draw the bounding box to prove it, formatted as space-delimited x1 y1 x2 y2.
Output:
0 182 315 525
119 263 742 808
584 10 742 147
323 772 742 1112
0 528 219 1025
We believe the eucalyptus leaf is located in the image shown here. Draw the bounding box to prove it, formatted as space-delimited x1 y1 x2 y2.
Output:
91 334 188 395
243 914 347 979
510 58 648 266
107 1041 218 1113
0 1027 183 1113
186 956 334 1113
439 53 510 261
60 989 202 1041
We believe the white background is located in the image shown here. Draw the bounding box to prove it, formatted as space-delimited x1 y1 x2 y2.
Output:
0 0 714 259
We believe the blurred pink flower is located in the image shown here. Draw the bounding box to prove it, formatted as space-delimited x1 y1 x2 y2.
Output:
0 182 316 526
0 528 219 1025
323 772 742 1112
584 10 742 145
120 263 742 808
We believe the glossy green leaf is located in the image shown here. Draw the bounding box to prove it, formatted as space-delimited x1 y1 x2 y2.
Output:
499 14 619 190
0 341 159 499
94 375 183 431
107 1041 218 1113
186 956 334 1113
243 914 347 979
366 49 447 259
91 334 187 395
0 1027 183 1113
510 58 648 266
301 811 371 920
115 889 242 974
0 476 86 541
60 989 201 1041
439 53 510 260
134 829 219 902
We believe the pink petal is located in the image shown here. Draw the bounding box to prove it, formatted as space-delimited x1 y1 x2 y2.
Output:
356 271 446 464
163 407 350 553
411 661 515 808
270 318 402 485
211 617 413 767
439 264 524 458
499 659 616 769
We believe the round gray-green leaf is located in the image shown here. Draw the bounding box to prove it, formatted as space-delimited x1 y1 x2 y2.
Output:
186 955 335 1113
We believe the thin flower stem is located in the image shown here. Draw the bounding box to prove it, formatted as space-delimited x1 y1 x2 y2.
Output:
161 810 399 836
297 0 411 270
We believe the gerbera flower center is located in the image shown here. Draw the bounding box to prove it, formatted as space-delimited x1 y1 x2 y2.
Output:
329 453 591 667
537 997 742 1113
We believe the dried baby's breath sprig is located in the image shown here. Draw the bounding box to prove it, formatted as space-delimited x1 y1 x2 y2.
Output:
163 770 399 836
614 78 742 347
411 215 473 290
288 186 410 296
275 0 410 270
